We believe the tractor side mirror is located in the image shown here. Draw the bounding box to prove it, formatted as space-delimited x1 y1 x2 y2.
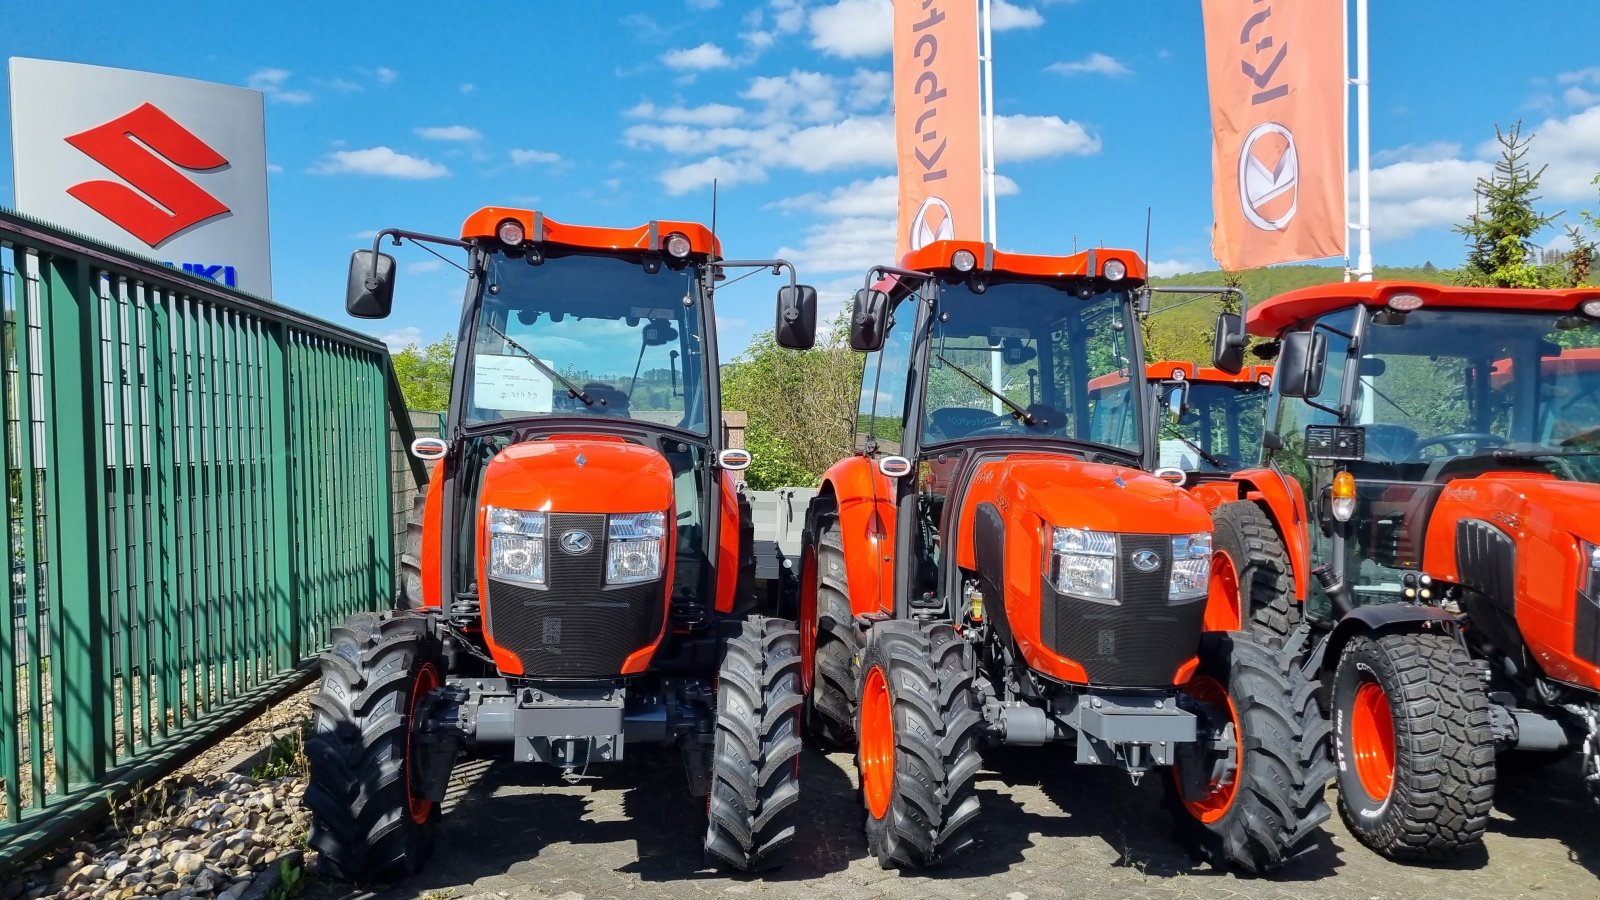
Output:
1277 330 1328 399
775 284 818 350
347 250 397 319
850 288 891 352
1211 311 1245 374
1159 381 1189 423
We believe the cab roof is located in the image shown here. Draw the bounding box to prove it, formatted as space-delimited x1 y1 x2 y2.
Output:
1145 360 1274 386
899 240 1146 283
461 207 721 257
1246 281 1600 337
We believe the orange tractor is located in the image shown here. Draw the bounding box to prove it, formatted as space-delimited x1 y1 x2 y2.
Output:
1090 361 1274 477
1196 281 1600 860
783 242 1329 871
304 209 819 881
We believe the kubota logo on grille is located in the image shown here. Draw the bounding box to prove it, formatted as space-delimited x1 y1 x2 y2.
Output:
63 102 232 248
1130 549 1161 573
560 530 594 555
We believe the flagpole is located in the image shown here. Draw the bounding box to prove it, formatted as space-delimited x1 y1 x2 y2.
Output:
1355 0 1373 281
982 0 1002 412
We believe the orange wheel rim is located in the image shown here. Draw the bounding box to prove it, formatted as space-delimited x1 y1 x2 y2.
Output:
1206 550 1240 632
1175 674 1242 823
1351 679 1395 802
406 662 441 824
799 548 817 695
860 665 894 820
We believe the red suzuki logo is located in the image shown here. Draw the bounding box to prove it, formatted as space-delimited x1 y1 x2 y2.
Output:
63 102 231 248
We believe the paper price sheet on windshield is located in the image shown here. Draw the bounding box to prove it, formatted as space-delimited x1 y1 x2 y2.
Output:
475 354 554 414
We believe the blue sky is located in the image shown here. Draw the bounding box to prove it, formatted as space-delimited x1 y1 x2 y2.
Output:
4 0 1599 360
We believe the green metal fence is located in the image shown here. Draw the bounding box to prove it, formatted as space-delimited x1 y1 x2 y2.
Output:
0 209 426 871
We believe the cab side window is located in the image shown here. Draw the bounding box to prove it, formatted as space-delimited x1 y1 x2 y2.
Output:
858 297 916 455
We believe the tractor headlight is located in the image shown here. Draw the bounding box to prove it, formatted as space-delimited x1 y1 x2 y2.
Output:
487 507 546 585
1169 532 1212 601
1049 527 1118 602
607 511 667 585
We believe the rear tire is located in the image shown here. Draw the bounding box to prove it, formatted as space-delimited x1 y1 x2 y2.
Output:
730 492 760 619
1169 632 1332 873
704 617 803 871
801 502 858 750
856 620 983 869
398 494 426 610
305 611 443 884
1331 632 1495 860
1212 502 1297 648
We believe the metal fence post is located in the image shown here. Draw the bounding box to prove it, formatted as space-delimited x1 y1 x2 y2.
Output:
42 252 110 790
264 322 299 669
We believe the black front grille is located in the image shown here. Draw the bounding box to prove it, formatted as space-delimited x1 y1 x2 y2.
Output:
483 513 664 678
1454 519 1527 663
1040 534 1204 687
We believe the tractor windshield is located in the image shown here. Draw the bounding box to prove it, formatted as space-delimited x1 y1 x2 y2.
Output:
1159 380 1269 472
1350 308 1600 482
922 279 1143 455
464 251 710 434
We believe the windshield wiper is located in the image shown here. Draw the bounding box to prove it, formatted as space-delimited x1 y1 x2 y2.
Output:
484 321 594 407
935 351 1035 425
1492 446 1600 460
1161 423 1226 470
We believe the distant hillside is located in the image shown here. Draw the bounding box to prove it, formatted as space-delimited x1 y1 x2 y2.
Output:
1142 264 1458 364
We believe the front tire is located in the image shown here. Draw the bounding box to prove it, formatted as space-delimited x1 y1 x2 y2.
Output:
1169 633 1332 873
398 494 426 610
856 620 983 869
800 501 858 749
1212 502 1297 647
305 611 444 884
1331 632 1495 860
703 617 803 871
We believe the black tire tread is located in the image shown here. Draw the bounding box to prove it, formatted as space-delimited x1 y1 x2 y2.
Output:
304 611 441 883
1334 632 1495 860
704 617 803 871
806 502 858 749
859 620 983 869
1170 633 1333 873
1213 501 1297 647
398 495 426 610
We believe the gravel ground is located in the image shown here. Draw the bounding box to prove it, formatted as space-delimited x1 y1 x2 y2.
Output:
4 685 316 900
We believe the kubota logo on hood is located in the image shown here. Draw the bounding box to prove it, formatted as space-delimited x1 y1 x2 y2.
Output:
63 102 232 248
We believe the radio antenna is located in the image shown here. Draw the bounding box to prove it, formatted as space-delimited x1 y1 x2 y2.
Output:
710 178 719 257
1143 206 1153 271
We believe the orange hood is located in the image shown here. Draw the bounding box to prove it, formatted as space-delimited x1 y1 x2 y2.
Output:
478 436 674 515
998 459 1212 535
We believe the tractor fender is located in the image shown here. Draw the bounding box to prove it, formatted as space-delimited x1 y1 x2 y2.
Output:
1231 467 1313 602
1319 604 1461 674
421 459 445 607
715 468 742 615
816 455 897 617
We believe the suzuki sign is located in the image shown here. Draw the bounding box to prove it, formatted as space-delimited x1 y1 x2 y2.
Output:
8 58 273 297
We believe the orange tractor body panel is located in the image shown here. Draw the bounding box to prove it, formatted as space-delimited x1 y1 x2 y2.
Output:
817 455 899 617
461 207 723 257
420 459 446 608
714 468 743 615
900 241 1148 281
473 438 677 677
1246 281 1600 336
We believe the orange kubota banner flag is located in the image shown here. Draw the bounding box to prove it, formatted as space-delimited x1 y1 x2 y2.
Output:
894 0 982 260
1202 0 1346 270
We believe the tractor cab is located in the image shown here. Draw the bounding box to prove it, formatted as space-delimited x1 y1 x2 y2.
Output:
1253 282 1600 621
1101 361 1273 477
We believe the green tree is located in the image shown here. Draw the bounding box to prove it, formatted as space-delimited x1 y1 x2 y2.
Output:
721 313 863 489
1566 173 1600 286
391 332 455 411
1454 122 1562 288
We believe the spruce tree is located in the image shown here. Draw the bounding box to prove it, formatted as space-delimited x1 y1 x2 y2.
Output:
1454 122 1561 288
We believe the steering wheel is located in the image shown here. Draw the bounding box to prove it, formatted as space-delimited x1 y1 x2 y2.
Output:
1410 432 1506 458
1361 423 1419 462
966 415 1025 436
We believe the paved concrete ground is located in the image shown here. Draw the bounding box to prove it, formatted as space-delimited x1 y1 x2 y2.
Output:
312 745 1599 900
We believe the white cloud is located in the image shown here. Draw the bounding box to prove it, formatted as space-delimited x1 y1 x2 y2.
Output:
775 214 897 276
848 69 891 111
994 114 1101 161
764 116 895 171
1364 157 1487 240
1371 141 1461 166
994 173 1021 196
247 68 313 104
992 1 1045 30
414 125 482 142
742 70 844 123
1514 105 1600 200
626 101 746 127
1566 86 1600 107
810 0 891 59
662 42 736 70
266 163 284 175
688 0 720 7
1148 258 1213 278
1046 52 1130 77
375 67 399 85
771 175 899 218
509 148 563 166
309 147 449 179
1557 67 1600 86
460 83 477 94
659 156 768 195
379 326 422 350
405 259 444 275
